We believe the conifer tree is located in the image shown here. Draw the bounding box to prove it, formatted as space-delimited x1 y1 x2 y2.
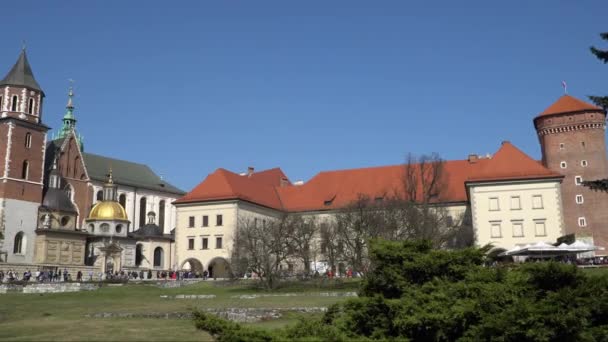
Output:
590 32 608 108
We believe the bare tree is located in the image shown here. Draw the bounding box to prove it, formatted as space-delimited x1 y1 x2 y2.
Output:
231 215 294 289
319 220 339 275
289 215 318 276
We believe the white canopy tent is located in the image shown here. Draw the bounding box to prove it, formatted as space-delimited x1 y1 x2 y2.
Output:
499 240 605 258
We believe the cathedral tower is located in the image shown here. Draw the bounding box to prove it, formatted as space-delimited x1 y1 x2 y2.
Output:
534 95 608 250
0 49 49 262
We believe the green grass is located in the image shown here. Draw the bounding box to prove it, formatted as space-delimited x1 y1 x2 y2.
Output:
0 279 358 341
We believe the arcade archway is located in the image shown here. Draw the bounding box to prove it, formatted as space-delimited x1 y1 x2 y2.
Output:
208 257 231 279
181 258 204 274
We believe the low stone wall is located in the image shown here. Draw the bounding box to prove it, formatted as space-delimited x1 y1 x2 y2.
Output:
0 262 100 280
0 282 99 294
84 307 328 323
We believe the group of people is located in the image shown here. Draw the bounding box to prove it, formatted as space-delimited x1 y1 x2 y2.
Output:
0 268 86 283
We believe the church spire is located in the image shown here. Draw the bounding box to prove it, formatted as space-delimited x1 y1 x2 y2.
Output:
0 48 43 94
55 84 84 151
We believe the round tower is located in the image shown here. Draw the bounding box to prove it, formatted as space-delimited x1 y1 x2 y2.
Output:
534 95 608 250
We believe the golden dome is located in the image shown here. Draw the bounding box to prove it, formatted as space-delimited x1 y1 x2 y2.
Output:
88 201 128 221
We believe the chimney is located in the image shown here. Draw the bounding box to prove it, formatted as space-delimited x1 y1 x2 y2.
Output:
280 177 289 187
247 166 254 177
468 154 478 163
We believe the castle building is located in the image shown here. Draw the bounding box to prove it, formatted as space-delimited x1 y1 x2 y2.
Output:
173 140 570 276
0 49 183 273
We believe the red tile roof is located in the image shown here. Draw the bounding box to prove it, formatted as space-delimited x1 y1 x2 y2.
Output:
175 142 562 211
537 95 602 118
466 141 561 182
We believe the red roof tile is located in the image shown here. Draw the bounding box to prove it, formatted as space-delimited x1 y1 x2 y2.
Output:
466 142 562 182
175 143 561 211
537 95 602 118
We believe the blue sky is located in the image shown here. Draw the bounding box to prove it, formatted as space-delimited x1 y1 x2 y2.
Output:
2 1 607 191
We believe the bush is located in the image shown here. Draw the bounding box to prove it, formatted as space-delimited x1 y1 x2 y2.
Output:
193 240 608 341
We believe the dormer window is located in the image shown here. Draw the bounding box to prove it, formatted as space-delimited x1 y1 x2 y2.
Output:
11 95 17 112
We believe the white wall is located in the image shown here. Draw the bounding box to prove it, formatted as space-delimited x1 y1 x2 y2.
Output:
469 179 564 251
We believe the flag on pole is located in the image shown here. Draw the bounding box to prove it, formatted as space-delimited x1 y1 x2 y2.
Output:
562 81 567 94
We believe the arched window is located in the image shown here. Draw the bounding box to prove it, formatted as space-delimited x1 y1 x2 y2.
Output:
139 197 147 228
11 95 17 111
28 98 34 114
119 194 126 209
96 190 103 202
135 244 143 267
158 200 166 231
153 247 163 267
25 133 31 148
0 96 3 109
13 232 25 254
21 160 29 180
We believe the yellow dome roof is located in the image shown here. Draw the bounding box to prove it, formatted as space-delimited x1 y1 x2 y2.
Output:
88 201 128 221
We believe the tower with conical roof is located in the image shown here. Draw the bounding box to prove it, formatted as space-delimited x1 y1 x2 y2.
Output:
534 94 608 251
0 48 49 263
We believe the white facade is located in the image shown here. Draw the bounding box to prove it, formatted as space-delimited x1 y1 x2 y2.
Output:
468 179 565 251
90 181 179 234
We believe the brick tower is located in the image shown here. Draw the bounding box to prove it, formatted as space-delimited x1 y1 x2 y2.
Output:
534 95 608 251
0 49 49 263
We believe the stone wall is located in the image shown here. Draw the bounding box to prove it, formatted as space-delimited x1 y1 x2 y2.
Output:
0 282 98 294
0 262 100 280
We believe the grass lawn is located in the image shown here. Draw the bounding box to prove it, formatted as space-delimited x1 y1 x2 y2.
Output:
0 279 358 341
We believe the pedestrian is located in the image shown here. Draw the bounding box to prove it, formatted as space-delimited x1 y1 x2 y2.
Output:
88 271 93 281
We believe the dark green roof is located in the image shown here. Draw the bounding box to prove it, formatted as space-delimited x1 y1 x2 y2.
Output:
0 49 43 93
82 153 184 195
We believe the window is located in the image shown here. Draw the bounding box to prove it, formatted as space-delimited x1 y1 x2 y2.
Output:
446 216 454 226
13 232 25 254
575 176 583 186
202 215 209 227
188 238 195 250
202 237 209 249
512 221 524 237
216 214 223 226
73 156 79 178
510 196 521 210
560 161 567 169
25 133 31 148
559 143 564 150
188 216 195 228
60 216 70 227
581 141 586 148
576 195 584 204
100 223 110 233
139 197 147 228
490 222 502 238
534 221 546 237
578 217 587 227
489 197 499 211
153 247 164 267
158 200 165 230
28 98 34 114
11 95 17 111
21 160 29 180
96 190 103 202
216 237 223 249
88 224 95 233
119 194 126 209
0 96 3 109
532 195 543 209
115 224 123 234
581 160 588 167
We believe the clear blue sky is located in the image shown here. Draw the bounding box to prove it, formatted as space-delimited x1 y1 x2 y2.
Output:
3 1 607 192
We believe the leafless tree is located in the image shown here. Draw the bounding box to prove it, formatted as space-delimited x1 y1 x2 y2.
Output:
231 215 294 289
319 220 340 275
288 215 318 276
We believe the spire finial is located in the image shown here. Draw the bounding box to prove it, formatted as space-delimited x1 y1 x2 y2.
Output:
562 80 568 95
66 79 75 109
107 166 114 184
21 40 26 51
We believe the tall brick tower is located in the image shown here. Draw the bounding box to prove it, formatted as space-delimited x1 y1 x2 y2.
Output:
534 95 608 251
0 49 49 263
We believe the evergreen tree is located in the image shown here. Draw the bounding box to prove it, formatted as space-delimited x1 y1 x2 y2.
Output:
590 32 608 108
